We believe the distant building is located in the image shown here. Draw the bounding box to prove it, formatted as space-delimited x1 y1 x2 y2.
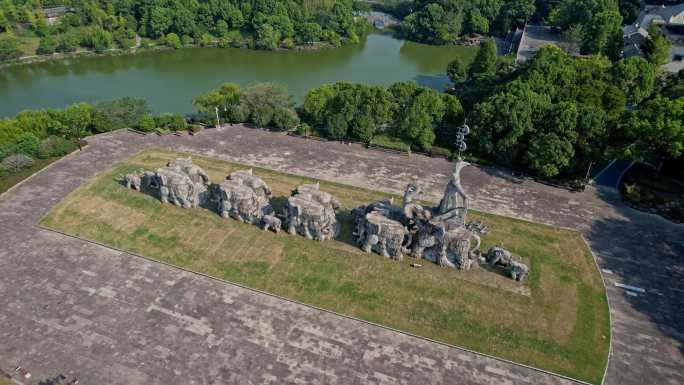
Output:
632 3 684 72
515 25 579 63
41 6 76 25
622 24 650 58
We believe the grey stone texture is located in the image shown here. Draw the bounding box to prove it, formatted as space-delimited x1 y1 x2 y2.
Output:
144 157 211 208
0 125 682 385
216 169 273 224
284 183 340 241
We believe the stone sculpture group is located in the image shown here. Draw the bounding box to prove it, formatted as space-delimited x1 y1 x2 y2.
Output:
122 156 528 281
351 158 529 281
121 157 338 239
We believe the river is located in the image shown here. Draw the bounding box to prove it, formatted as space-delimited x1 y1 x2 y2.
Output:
0 33 476 118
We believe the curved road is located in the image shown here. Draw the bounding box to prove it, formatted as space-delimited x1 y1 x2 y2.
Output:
0 127 682 385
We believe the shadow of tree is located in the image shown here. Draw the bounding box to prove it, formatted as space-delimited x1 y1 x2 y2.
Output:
586 188 684 356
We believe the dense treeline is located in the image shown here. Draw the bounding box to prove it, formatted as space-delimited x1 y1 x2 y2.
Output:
390 0 665 60
193 80 463 151
302 81 463 149
400 0 536 44
0 97 187 175
456 44 683 179
0 0 367 61
193 82 299 130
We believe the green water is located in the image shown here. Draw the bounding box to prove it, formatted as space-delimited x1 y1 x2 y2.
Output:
0 33 476 117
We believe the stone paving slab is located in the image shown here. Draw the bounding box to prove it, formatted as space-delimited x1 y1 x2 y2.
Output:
0 127 682 385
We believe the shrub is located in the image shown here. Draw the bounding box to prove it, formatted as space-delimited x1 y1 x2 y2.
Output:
0 35 22 61
189 124 202 134
296 122 311 136
58 30 82 52
199 33 214 47
155 113 187 131
13 132 40 156
429 146 452 158
113 28 136 49
91 97 151 133
370 134 411 152
37 35 58 55
181 35 194 46
281 37 295 49
228 103 250 123
251 105 274 128
136 115 156 132
164 33 181 49
37 136 73 158
1 153 34 174
272 107 299 131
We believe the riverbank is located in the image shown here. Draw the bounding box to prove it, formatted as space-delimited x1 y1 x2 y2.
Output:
0 39 343 70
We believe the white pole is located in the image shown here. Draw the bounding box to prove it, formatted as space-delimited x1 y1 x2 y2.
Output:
215 106 220 128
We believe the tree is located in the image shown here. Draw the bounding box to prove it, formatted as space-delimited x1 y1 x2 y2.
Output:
1 153 33 174
299 22 322 44
619 0 640 24
621 96 684 174
272 106 299 130
155 113 187 131
469 39 497 78
324 113 348 140
35 33 58 54
12 132 40 156
644 29 672 66
580 10 622 59
466 9 489 34
0 9 9 32
498 0 535 32
0 35 21 61
113 27 136 49
255 23 280 50
136 115 156 132
251 105 274 127
611 57 657 105
193 83 242 121
523 101 578 178
395 89 446 149
91 97 150 133
149 7 173 38
401 2 462 44
58 30 82 52
164 33 181 49
64 103 93 148
447 58 467 83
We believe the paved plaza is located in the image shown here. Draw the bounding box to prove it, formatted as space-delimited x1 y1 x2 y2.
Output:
0 126 682 384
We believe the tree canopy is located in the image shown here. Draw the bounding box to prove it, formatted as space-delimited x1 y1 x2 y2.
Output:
0 0 368 58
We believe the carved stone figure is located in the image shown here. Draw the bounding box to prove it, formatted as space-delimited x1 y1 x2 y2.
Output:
146 157 211 208
283 183 339 241
262 214 282 233
353 204 410 260
122 171 142 191
402 182 432 222
437 160 470 223
486 245 513 266
485 245 529 281
411 219 480 270
508 260 529 281
216 169 273 224
167 157 210 186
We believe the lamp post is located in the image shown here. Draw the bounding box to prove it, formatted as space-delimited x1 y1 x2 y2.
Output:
455 120 470 160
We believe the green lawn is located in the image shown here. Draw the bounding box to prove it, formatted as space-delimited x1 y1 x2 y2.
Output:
41 148 610 384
